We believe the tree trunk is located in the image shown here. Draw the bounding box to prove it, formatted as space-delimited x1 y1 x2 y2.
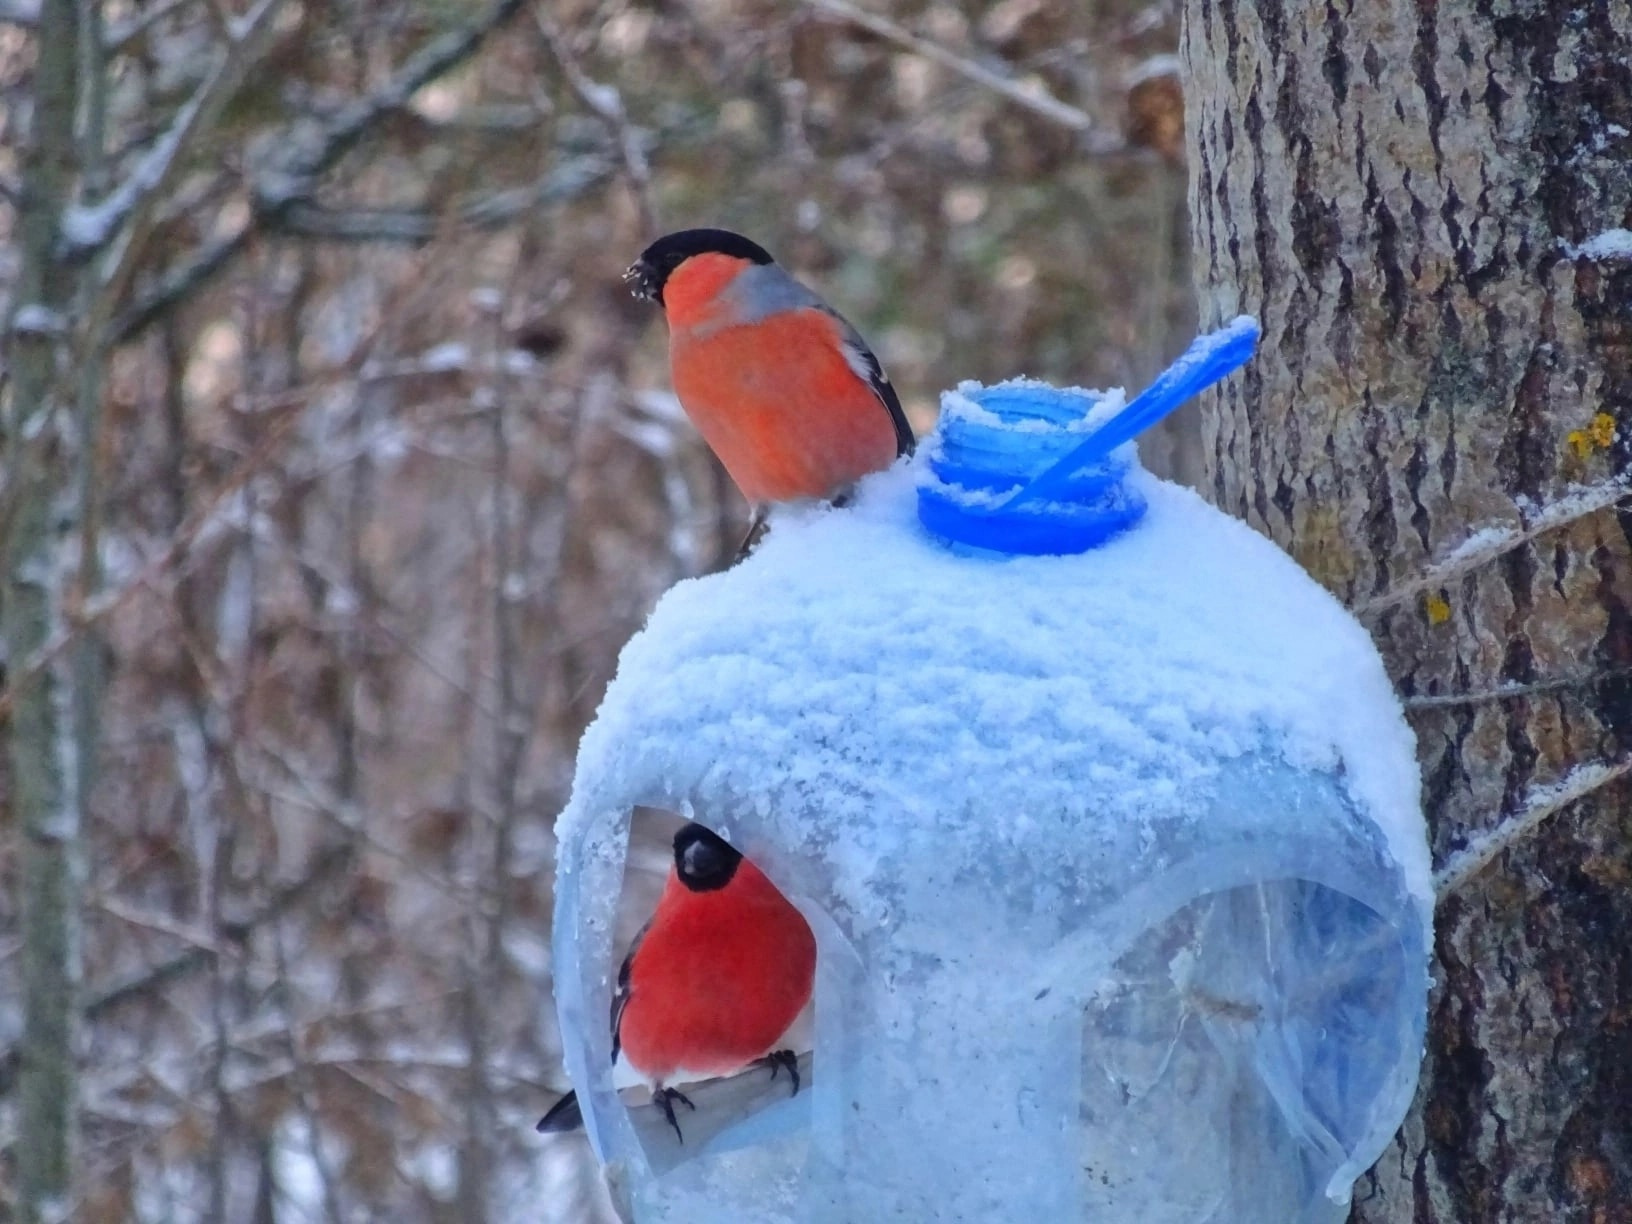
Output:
1181 1 1632 1220
3 0 84 1219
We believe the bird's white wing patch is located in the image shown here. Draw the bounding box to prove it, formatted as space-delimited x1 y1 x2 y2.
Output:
838 329 880 385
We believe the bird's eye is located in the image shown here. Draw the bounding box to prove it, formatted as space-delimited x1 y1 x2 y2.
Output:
674 823 741 891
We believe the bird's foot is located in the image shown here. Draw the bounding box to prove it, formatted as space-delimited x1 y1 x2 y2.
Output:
755 1049 801 1097
732 507 769 564
653 1085 696 1142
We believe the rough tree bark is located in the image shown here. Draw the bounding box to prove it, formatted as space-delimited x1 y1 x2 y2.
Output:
1182 1 1631 1221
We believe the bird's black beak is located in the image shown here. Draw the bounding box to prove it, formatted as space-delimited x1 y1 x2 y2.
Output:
624 259 659 303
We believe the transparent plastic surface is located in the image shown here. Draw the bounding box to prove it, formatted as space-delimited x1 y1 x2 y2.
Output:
627 1128 807 1223
553 761 1429 1223
1083 881 1421 1222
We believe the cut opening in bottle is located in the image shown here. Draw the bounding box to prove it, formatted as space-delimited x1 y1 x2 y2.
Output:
559 806 826 1205
1081 879 1423 1224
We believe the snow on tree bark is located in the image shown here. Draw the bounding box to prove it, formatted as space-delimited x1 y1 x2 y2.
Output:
1182 0 1632 1220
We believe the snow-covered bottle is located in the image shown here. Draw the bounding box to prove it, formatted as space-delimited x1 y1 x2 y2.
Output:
549 319 1433 1223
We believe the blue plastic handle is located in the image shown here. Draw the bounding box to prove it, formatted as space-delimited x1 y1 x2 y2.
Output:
916 317 1260 555
1004 316 1261 510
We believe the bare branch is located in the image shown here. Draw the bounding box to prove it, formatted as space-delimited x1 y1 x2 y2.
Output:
92 896 228 958
111 0 532 340
537 10 657 235
0 404 308 725
806 0 1093 133
1405 664 1632 710
247 740 494 912
0 0 199 46
96 851 344 1027
1434 757 1632 898
110 224 252 342
272 203 457 245
1355 480 1631 617
259 0 528 203
60 0 287 259
269 153 618 243
83 947 214 1021
104 0 195 53
268 916 348 1222
114 147 619 342
0 844 354 1095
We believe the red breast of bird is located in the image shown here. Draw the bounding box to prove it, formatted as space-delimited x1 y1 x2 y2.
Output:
613 829 817 1089
627 230 914 507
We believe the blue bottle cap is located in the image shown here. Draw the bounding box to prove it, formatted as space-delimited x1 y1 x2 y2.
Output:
917 317 1260 555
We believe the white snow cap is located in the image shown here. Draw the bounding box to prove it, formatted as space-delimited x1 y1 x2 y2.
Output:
562 456 1432 919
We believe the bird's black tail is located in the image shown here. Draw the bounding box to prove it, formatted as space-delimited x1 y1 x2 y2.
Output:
536 1089 584 1134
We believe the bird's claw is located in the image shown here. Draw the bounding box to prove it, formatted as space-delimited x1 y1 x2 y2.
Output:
732 508 769 564
654 1086 696 1142
756 1049 801 1097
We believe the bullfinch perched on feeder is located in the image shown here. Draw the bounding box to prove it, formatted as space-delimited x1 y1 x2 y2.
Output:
623 228 915 553
537 822 816 1142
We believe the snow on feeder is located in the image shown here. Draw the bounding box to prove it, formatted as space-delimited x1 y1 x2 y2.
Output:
549 318 1432 1223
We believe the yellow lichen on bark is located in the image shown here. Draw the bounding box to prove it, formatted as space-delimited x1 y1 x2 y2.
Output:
1566 412 1617 459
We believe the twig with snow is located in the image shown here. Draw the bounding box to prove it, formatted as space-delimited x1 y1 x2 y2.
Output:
1355 479 1631 616
59 0 287 259
537 11 657 235
1405 664 1632 710
260 0 527 200
806 0 1094 134
1433 757 1632 898
112 0 535 341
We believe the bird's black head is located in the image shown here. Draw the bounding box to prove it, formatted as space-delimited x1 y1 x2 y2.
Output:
624 229 775 306
672 822 742 892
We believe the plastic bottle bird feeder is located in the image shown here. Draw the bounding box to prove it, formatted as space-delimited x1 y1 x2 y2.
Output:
550 318 1432 1223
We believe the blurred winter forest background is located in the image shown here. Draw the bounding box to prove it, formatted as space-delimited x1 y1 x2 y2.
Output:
0 0 1194 1218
